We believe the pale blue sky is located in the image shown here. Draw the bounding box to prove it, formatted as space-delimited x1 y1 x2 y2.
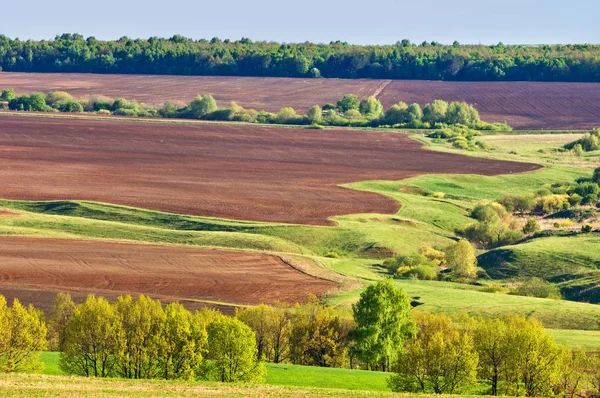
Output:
4 0 599 45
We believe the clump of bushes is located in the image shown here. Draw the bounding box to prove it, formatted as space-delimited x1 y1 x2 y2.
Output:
510 278 562 299
564 128 600 152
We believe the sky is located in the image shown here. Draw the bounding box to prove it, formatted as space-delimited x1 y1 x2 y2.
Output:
4 0 599 45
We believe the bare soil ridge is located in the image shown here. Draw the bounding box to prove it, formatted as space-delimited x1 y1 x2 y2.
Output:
0 72 599 129
0 236 336 313
0 116 538 225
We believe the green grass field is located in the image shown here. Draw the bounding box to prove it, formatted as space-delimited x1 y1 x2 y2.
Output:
39 352 391 392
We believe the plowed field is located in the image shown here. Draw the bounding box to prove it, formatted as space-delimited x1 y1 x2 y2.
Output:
0 116 538 225
0 237 336 312
0 72 598 129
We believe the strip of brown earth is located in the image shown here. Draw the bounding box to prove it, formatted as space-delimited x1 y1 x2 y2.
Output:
1 72 598 129
0 116 538 225
0 236 337 314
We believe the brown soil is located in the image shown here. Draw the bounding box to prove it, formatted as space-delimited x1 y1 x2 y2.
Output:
0 72 598 129
0 116 538 225
0 72 382 113
0 237 336 314
378 80 600 130
0 210 19 216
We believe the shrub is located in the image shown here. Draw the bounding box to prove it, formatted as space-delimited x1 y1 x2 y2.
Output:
581 224 593 233
336 94 360 112
58 100 83 113
307 105 322 123
522 218 541 234
46 91 74 108
344 109 362 120
511 278 562 299
276 107 297 124
535 194 570 214
358 96 383 116
0 88 16 101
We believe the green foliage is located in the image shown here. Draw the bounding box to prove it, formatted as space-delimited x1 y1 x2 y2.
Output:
236 304 291 364
358 96 383 117
352 280 416 371
0 297 47 373
60 295 123 377
337 94 360 112
47 293 75 352
512 278 563 300
185 95 218 119
444 239 478 279
0 87 16 101
461 203 523 249
307 105 322 123
388 312 478 394
276 107 298 123
422 100 448 124
564 128 600 152
206 316 265 382
522 217 541 234
45 91 73 107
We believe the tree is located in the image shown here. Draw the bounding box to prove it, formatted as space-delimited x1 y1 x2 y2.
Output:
592 167 600 184
28 92 48 111
46 91 73 108
0 297 47 373
306 105 322 123
0 88 16 101
60 294 124 377
388 312 478 394
236 304 291 363
358 96 383 116
444 240 477 279
276 107 297 123
186 95 217 119
352 279 416 371
47 292 76 351
336 94 360 112
554 347 589 398
384 102 408 125
522 218 541 234
206 316 265 382
406 103 423 124
423 100 448 124
473 317 514 395
445 101 479 126
289 298 352 368
160 302 204 380
114 295 166 379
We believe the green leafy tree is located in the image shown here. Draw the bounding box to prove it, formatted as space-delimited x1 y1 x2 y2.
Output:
474 317 515 395
554 346 589 398
444 240 477 279
384 102 408 124
114 295 166 379
352 279 416 371
359 96 383 116
236 304 291 363
0 88 16 101
0 297 48 373
46 91 74 108
406 103 423 124
276 107 297 123
60 294 124 377
422 100 448 124
592 167 600 184
522 218 541 234
388 312 478 394
186 95 218 119
206 316 265 382
307 105 322 123
47 292 76 351
337 94 360 112
160 302 204 380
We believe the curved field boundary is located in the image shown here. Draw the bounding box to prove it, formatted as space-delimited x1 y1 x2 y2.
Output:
0 116 538 225
0 236 337 313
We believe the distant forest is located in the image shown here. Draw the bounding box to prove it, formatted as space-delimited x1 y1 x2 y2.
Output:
1 34 600 81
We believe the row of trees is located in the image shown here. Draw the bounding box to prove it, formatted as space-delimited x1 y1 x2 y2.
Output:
0 88 509 131
1 34 600 81
1 281 599 396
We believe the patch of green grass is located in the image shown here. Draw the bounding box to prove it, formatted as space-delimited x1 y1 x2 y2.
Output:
478 234 600 302
38 352 392 393
330 279 600 331
548 329 600 351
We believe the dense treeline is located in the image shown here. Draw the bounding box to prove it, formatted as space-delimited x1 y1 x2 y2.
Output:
0 88 510 132
2 281 600 396
1 34 600 81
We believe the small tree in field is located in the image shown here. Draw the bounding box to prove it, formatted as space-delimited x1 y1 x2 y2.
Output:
206 316 265 382
359 96 383 116
307 105 322 123
47 292 76 351
0 297 48 373
352 279 415 371
444 240 477 279
337 94 360 112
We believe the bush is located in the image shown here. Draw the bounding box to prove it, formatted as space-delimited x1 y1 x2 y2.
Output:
522 218 541 234
0 88 16 101
46 91 73 108
336 94 360 112
58 100 83 113
276 107 298 124
581 224 593 233
511 278 562 299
